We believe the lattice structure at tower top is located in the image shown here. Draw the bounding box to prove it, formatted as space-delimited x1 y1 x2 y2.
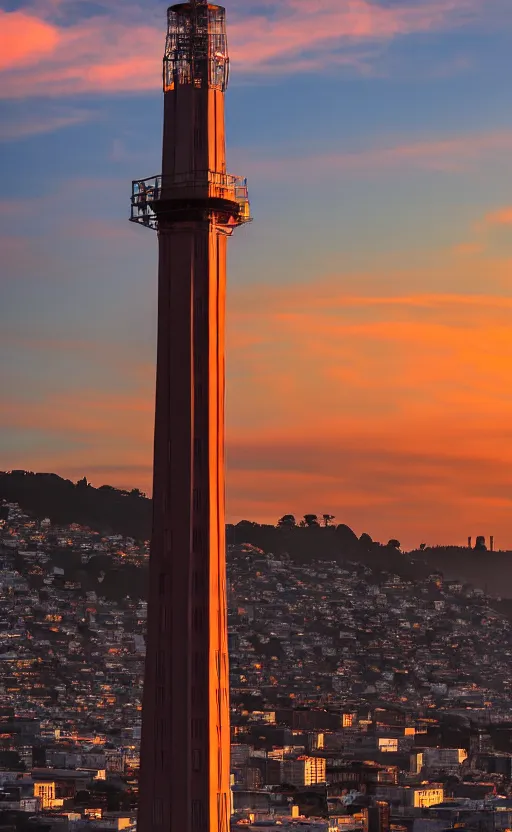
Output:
164 3 229 92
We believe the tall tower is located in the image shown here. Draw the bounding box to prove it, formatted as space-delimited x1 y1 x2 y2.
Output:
129 4 250 832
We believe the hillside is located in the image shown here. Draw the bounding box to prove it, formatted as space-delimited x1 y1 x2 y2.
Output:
0 471 152 540
1 470 511 595
0 471 423 578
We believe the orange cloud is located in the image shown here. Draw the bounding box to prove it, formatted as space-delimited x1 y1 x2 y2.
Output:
4 272 512 547
484 206 512 226
452 242 485 255
0 11 59 71
225 435 512 548
224 283 512 544
0 0 499 98
0 391 152 440
0 11 161 98
453 204 512 252
228 0 480 70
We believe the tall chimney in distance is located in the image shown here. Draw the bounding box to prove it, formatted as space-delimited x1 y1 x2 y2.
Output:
129 3 251 832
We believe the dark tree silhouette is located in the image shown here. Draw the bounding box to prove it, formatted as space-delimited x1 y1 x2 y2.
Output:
130 488 146 498
303 514 320 527
278 515 296 528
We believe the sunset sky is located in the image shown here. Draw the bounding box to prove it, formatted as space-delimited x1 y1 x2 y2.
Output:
2 0 512 548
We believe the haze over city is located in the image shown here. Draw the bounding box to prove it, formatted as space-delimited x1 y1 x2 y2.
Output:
2 0 512 548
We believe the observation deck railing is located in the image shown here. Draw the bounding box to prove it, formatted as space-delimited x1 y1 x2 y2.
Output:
130 171 251 230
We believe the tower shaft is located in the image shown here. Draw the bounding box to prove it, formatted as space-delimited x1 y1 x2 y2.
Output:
162 86 226 180
131 5 250 832
138 222 230 832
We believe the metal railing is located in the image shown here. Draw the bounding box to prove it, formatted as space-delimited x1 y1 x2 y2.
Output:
130 171 251 230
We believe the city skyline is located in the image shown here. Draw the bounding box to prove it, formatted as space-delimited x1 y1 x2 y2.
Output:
2 0 512 549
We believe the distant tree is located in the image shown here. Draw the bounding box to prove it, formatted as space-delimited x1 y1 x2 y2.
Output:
475 536 487 551
278 515 296 528
130 488 146 498
322 514 335 527
387 539 401 550
419 543 427 550
302 514 319 527
359 533 373 549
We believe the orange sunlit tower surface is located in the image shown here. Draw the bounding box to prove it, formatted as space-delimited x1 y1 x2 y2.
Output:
129 3 250 832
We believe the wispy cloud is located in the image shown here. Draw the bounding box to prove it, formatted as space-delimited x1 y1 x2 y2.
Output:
4 282 512 546
483 206 512 227
227 0 480 72
452 204 512 254
225 280 512 543
236 129 512 180
0 8 160 98
0 106 95 141
0 0 505 98
452 241 485 256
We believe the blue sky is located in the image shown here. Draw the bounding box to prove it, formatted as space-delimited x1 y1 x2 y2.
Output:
2 0 512 547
